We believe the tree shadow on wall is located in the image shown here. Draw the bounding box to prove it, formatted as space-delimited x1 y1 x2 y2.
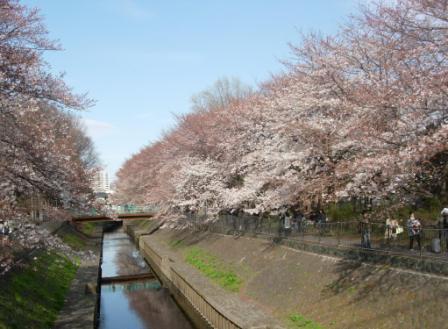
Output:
322 260 402 303
318 259 444 328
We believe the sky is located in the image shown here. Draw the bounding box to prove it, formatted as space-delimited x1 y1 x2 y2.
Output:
22 0 360 180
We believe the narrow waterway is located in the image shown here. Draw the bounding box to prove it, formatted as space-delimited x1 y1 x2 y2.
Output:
99 227 194 329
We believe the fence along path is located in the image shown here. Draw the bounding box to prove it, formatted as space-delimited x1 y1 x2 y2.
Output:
186 213 448 263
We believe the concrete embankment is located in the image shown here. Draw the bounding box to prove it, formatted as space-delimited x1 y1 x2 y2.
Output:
54 223 103 329
125 220 283 329
54 256 101 329
126 220 448 329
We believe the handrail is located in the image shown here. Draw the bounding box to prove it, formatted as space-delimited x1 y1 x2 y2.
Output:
188 214 448 262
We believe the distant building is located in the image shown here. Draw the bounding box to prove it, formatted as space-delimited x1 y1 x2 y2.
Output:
92 169 111 194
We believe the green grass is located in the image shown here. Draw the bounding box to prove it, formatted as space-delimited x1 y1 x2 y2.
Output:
125 219 156 234
80 222 96 235
288 314 325 329
185 247 242 292
60 233 86 250
0 250 78 329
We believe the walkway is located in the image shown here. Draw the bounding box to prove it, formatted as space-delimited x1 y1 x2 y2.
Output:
54 254 100 329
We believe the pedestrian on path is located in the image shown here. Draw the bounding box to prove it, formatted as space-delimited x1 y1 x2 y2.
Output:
280 207 292 237
0 220 10 247
407 213 421 251
385 217 401 240
440 208 448 250
359 214 371 249
284 212 292 237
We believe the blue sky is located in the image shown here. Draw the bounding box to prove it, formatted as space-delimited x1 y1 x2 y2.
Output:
22 0 359 180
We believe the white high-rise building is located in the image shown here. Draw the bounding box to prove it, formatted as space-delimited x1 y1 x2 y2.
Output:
92 169 111 194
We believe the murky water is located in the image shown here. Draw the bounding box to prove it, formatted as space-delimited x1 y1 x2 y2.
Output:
99 227 194 329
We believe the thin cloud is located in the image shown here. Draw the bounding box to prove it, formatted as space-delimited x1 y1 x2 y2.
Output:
101 0 154 21
110 49 205 64
83 118 114 138
117 0 154 20
135 112 154 119
165 51 205 63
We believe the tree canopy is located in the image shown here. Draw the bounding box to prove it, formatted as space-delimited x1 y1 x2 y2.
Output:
0 0 98 219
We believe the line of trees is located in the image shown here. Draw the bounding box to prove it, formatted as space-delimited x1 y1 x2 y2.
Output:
115 0 448 216
0 0 99 220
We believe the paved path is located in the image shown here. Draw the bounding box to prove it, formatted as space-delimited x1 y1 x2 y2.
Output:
54 250 100 329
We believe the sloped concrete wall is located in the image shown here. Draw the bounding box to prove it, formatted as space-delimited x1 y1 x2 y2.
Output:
150 228 448 329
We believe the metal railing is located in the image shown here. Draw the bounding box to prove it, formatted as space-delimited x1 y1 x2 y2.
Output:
71 204 158 218
186 213 448 261
112 205 159 214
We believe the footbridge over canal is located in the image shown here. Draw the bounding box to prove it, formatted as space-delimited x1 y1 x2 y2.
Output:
72 212 155 223
72 206 157 222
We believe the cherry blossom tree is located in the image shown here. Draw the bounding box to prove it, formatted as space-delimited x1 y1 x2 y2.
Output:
0 0 97 220
115 0 448 218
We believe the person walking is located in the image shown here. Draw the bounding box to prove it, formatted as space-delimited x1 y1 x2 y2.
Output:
385 217 392 240
407 213 422 251
316 210 327 236
0 220 8 247
359 214 372 249
295 212 305 233
385 217 400 241
284 211 292 237
440 208 448 250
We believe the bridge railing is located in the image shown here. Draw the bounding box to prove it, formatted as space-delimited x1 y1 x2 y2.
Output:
71 205 159 218
112 205 159 214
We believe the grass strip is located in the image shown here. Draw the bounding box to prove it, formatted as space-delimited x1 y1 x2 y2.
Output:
0 250 78 329
60 233 86 250
185 246 242 292
288 314 325 329
80 222 96 235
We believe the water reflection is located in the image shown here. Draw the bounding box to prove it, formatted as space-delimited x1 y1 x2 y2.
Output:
100 281 193 329
100 228 194 329
101 229 149 277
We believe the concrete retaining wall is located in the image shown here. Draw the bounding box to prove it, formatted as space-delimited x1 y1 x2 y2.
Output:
135 228 283 329
139 239 282 329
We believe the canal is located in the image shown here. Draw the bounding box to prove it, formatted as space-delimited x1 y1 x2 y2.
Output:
99 227 194 329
